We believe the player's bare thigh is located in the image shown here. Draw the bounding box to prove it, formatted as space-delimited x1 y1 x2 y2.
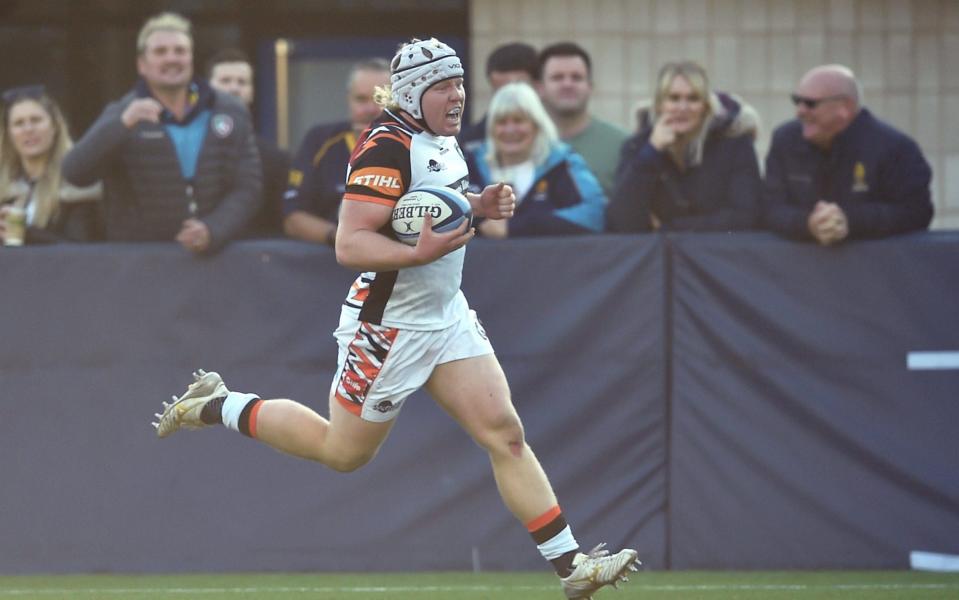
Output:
425 353 521 447
323 392 396 471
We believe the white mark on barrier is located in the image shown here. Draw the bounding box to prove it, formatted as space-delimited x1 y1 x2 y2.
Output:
912 550 959 572
907 351 959 370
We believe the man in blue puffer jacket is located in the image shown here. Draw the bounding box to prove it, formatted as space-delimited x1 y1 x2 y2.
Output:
63 12 261 254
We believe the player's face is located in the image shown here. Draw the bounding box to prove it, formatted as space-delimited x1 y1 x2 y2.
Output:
138 30 193 92
492 111 537 166
7 99 56 161
348 68 389 134
659 75 706 136
210 62 254 106
537 56 591 118
420 77 465 136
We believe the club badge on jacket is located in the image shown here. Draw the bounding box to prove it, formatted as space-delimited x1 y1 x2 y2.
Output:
212 114 234 138
852 161 869 193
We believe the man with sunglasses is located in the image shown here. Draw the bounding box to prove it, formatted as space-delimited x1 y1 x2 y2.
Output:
763 64 932 245
62 12 261 253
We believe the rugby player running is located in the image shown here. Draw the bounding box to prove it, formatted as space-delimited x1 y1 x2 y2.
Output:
154 38 639 599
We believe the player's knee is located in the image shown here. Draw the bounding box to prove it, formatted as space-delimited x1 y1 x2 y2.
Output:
325 449 376 473
475 410 525 456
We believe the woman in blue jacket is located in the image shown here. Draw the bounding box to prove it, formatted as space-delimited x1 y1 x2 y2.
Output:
464 82 605 238
608 61 761 232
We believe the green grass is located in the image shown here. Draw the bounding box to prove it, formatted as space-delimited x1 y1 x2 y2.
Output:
1 571 957 599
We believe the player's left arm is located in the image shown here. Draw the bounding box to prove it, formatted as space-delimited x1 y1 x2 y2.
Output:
335 200 472 271
467 182 515 220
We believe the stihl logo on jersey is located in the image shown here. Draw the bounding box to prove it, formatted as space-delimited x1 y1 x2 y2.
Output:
349 167 404 196
352 173 401 188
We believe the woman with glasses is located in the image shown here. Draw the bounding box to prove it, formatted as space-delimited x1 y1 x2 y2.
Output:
608 61 761 232
463 81 605 238
0 86 101 245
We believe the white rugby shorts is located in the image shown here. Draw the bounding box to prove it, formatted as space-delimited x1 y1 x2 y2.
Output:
331 307 494 422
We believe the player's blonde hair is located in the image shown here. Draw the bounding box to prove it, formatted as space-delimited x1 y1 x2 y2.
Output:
136 12 192 54
372 40 409 110
373 84 399 110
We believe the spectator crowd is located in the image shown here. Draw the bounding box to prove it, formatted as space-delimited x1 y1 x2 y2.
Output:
1 11 936 250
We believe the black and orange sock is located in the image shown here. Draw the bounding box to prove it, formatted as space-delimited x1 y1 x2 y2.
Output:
220 392 262 436
237 398 263 438
527 505 580 577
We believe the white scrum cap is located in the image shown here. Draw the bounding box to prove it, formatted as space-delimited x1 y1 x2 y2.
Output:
390 38 464 119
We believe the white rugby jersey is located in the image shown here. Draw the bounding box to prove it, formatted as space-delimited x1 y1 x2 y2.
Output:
340 109 471 330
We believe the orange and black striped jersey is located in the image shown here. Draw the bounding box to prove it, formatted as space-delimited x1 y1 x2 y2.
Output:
341 109 471 330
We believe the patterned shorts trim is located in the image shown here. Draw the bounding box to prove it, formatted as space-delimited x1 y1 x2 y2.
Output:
331 308 493 422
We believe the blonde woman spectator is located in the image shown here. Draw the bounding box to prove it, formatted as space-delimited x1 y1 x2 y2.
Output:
609 61 760 232
464 82 605 238
0 86 101 244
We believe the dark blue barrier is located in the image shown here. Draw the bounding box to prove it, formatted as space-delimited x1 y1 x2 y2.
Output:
668 232 959 569
0 237 665 573
1 233 956 573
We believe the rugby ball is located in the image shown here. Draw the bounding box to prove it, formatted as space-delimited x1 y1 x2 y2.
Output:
391 186 473 245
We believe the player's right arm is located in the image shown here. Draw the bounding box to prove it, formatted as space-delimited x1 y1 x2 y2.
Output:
334 200 471 271
334 124 472 271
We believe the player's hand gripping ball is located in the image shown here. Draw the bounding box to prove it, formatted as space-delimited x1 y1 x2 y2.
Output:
391 186 473 245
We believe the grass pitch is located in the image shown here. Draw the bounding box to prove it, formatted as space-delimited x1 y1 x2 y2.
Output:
1 570 957 599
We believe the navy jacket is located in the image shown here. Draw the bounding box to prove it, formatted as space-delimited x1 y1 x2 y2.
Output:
284 120 355 223
608 95 761 232
762 109 933 240
465 141 605 236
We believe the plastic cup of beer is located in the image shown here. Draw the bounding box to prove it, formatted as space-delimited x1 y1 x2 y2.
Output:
3 206 26 246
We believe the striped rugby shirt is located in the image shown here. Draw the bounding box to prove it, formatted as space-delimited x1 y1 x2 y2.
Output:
341 109 471 330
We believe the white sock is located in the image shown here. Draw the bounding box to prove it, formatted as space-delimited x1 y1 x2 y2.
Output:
221 391 259 432
537 525 579 561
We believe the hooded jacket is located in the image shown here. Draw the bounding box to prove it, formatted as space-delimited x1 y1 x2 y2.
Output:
62 79 261 251
608 92 761 232
465 141 605 236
